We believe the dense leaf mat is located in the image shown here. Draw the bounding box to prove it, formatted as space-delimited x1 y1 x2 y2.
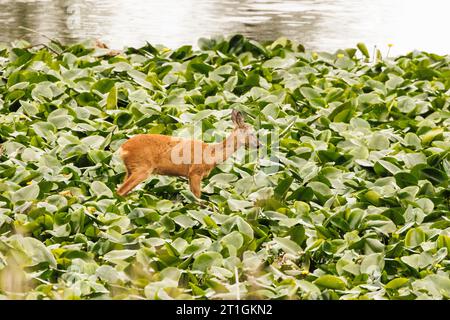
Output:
0 36 449 299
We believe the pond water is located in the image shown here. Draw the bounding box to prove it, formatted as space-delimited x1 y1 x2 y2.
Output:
0 0 449 56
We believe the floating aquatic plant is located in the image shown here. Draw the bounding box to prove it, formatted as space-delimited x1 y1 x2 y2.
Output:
0 35 448 300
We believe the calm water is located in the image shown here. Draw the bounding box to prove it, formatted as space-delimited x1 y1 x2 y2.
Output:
0 0 449 55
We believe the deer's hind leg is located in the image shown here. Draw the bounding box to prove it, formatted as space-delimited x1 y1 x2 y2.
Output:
117 167 152 196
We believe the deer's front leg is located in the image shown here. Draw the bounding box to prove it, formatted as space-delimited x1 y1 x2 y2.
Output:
188 174 202 198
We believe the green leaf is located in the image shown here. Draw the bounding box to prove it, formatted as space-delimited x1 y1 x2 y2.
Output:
405 228 427 248
106 85 117 109
173 215 197 228
221 231 244 249
90 181 113 198
32 122 56 142
307 181 332 204
18 236 57 267
415 167 448 186
385 278 410 290
374 160 401 175
314 275 347 290
420 128 443 144
437 235 450 253
274 176 293 200
395 172 418 188
92 79 115 94
364 190 381 206
290 225 306 246
192 252 223 271
227 199 252 211
273 236 302 255
103 249 136 263
404 133 421 148
412 274 450 299
357 43 370 58
20 101 39 116
11 184 40 203
368 134 390 150
236 217 254 239
360 253 384 274
300 87 321 100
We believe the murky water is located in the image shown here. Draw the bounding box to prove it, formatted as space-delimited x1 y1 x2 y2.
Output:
0 0 449 55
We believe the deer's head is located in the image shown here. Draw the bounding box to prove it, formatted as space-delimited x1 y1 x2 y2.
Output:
231 110 261 149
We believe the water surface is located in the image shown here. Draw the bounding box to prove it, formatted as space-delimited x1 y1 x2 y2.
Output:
0 0 449 55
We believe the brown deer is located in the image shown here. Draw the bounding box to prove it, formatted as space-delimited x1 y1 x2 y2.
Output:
116 110 260 198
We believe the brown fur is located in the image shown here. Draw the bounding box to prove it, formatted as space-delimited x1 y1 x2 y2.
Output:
116 110 259 198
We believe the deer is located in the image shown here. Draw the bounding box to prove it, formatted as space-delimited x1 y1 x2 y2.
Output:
116 110 261 198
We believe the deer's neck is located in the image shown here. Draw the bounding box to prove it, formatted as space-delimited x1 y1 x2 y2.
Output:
209 130 243 165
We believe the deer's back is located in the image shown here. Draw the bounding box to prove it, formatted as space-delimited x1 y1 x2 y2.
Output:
119 134 207 177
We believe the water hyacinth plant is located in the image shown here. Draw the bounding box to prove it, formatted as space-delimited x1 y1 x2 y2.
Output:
0 35 448 300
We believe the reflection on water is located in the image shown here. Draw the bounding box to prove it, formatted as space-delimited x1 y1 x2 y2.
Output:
0 0 449 55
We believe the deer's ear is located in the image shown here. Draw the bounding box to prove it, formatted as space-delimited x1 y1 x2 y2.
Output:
231 110 245 128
